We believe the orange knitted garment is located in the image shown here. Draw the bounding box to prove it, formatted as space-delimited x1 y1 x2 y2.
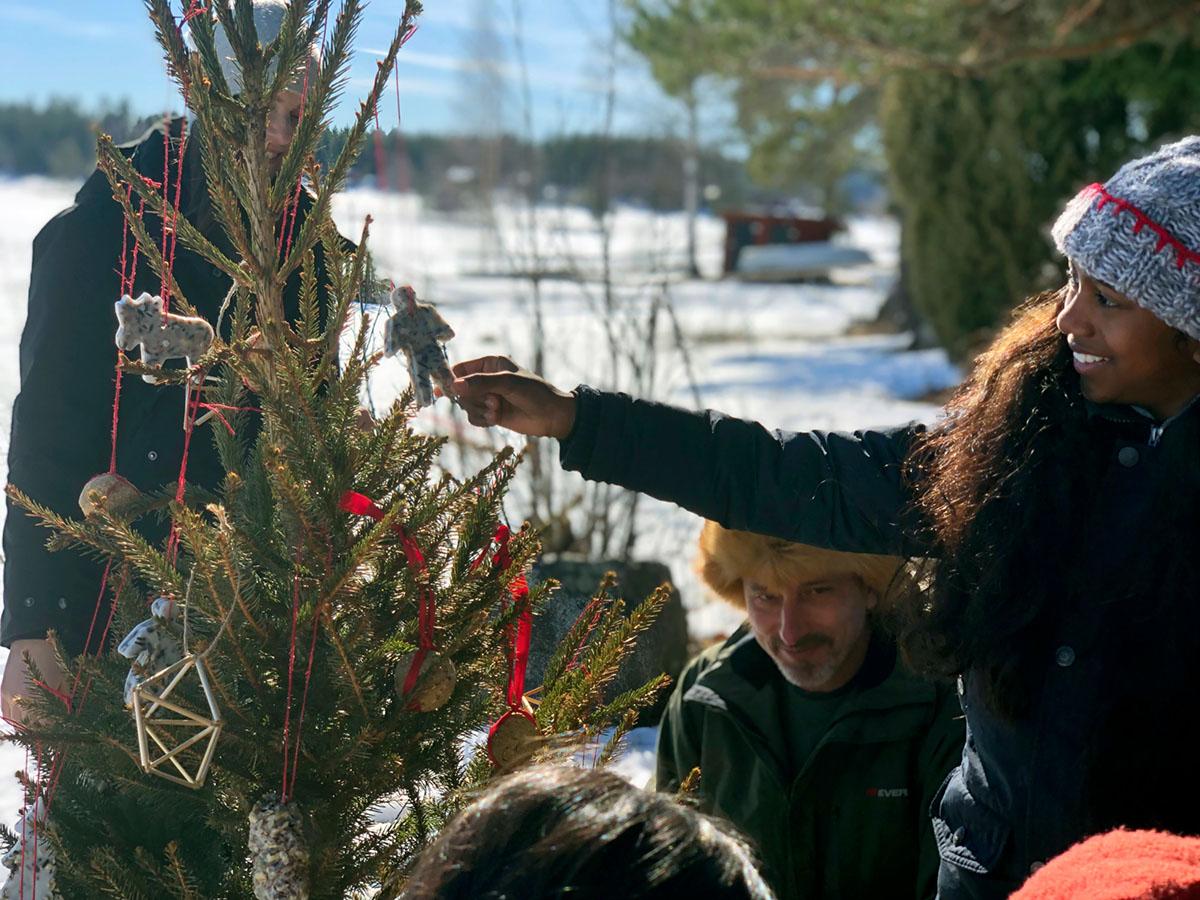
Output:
1013 829 1200 900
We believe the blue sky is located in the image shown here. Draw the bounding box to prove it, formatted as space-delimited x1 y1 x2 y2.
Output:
0 1 725 139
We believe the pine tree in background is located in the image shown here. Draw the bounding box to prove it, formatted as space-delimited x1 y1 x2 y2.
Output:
1 2 667 897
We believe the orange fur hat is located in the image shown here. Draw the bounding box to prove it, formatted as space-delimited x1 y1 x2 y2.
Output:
695 521 908 610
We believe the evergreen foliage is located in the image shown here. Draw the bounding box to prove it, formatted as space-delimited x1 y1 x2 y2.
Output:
2 3 667 896
623 0 1200 352
882 46 1200 354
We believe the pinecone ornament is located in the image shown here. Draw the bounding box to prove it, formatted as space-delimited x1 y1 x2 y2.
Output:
248 796 309 900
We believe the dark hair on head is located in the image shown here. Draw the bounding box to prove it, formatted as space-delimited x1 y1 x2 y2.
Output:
896 289 1200 831
402 765 776 900
897 290 1087 715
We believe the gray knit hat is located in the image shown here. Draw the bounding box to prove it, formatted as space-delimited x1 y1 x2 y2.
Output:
192 0 321 95
1052 136 1200 340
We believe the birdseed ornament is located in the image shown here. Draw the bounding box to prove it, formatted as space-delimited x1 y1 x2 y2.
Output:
117 596 183 708
0 798 59 900
77 472 141 518
114 292 214 384
381 285 455 408
394 650 457 712
248 795 309 900
486 701 540 771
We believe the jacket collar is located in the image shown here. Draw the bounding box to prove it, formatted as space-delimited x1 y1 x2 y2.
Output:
1085 392 1200 446
685 623 936 725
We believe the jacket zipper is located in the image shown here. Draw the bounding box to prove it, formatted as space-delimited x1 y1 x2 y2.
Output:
1145 393 1200 447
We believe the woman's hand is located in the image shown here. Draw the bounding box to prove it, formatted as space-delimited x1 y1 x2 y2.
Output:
447 356 577 440
2 638 66 727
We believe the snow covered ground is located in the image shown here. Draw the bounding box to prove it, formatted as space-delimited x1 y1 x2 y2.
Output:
0 176 960 830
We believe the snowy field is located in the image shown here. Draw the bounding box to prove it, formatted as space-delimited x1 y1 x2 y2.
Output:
0 176 960 830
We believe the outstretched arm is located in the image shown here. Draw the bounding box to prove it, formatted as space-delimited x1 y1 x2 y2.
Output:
450 356 928 556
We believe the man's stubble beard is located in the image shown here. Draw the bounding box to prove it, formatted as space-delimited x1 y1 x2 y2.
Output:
771 636 842 691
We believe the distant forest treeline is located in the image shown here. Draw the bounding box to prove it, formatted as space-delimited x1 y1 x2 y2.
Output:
0 99 753 211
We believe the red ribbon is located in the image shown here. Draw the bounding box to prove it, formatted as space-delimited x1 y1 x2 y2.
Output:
504 572 532 709
338 491 435 702
469 525 532 704
474 525 535 766
181 1 210 24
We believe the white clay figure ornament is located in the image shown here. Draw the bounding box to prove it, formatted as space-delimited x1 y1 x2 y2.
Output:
117 596 183 708
0 797 59 900
114 292 215 384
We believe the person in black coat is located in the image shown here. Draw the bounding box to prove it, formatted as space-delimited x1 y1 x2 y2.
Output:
1 2 342 723
447 136 1200 899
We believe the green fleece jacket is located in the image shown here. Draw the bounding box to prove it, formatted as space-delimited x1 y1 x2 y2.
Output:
653 625 963 900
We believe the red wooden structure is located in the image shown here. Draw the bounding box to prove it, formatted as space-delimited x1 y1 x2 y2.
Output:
721 211 840 274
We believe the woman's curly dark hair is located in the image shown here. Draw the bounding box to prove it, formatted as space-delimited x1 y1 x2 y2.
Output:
898 290 1200 700
895 289 1200 830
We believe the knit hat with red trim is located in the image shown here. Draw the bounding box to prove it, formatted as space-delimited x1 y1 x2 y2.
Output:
1052 136 1200 341
1011 828 1200 900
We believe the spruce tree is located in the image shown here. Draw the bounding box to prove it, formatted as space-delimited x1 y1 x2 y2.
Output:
1 2 667 896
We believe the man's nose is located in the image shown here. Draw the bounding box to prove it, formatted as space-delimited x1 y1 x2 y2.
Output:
778 596 809 647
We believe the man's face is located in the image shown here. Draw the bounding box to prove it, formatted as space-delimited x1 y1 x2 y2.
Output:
266 89 304 175
743 573 875 692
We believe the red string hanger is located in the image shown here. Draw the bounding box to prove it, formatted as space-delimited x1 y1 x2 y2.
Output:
478 526 539 769
368 23 419 194
338 491 456 715
278 4 328 261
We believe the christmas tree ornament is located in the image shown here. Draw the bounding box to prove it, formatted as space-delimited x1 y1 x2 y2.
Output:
114 292 214 384
77 472 141 518
0 798 59 900
130 653 223 789
486 701 540 771
394 650 456 712
341 491 453 712
381 285 455 408
484 524 540 769
248 796 309 900
117 596 183 707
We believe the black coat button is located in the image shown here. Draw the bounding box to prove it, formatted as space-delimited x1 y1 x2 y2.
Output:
1118 446 1139 467
1055 646 1076 667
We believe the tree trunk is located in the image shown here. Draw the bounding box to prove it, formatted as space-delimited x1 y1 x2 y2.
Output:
683 85 702 278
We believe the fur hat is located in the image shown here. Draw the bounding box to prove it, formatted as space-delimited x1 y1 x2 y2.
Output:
695 521 908 610
192 0 322 95
1012 828 1200 899
1052 136 1200 340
